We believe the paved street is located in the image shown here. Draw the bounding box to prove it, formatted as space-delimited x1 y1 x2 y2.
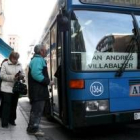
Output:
19 97 140 140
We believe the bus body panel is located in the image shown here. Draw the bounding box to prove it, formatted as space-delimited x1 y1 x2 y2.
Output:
110 97 140 112
109 79 129 98
70 79 109 100
109 78 140 112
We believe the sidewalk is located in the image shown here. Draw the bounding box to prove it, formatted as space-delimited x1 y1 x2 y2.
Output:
0 105 37 140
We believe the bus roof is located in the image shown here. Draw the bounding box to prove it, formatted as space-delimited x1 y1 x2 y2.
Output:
38 0 140 44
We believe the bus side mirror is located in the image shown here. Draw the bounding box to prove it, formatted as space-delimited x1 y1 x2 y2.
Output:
57 14 69 32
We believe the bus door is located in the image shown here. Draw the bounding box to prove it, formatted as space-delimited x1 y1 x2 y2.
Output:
50 22 65 119
50 21 68 123
55 30 63 119
55 29 68 122
50 23 60 115
50 22 66 119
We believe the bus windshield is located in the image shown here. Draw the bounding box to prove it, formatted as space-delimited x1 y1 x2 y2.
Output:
70 11 140 71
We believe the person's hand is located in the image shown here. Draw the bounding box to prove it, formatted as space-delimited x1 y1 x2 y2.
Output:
15 71 21 77
22 79 25 83
19 75 24 80
14 74 24 81
14 76 19 81
49 81 54 86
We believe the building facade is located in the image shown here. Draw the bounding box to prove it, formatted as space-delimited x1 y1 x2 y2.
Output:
0 0 5 38
8 35 19 51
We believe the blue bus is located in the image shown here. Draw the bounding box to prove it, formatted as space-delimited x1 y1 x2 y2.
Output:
39 0 140 129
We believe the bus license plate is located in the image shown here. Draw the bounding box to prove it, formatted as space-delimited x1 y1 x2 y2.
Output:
134 113 140 120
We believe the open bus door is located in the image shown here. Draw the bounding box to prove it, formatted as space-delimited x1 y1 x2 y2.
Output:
51 26 68 124
44 11 69 126
44 23 60 121
44 21 68 125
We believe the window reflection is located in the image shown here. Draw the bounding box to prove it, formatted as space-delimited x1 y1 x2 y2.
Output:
71 11 139 71
45 35 51 78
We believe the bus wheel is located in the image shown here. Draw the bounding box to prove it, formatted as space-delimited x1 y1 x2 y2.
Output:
44 99 54 122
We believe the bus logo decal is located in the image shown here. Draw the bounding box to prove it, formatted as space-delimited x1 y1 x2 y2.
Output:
90 82 104 96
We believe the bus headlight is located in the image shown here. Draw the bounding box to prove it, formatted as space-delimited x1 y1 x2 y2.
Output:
86 100 109 112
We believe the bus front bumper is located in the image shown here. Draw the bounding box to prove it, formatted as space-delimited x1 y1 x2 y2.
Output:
72 101 140 128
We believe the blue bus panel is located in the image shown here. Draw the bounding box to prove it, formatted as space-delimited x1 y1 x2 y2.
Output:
70 79 109 100
110 79 140 112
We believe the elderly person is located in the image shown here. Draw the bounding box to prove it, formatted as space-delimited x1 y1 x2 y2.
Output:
0 52 24 128
27 44 53 136
0 58 8 118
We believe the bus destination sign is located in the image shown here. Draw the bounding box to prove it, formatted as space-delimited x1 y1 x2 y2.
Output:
80 0 140 7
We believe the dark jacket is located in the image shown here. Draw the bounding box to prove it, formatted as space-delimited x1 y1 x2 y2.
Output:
28 54 50 102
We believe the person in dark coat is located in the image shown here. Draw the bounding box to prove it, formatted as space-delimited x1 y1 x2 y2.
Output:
27 44 53 136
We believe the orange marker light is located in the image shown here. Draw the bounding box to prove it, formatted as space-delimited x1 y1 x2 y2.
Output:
69 79 85 89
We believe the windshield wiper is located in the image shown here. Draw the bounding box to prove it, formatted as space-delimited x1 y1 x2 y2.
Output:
115 13 140 77
115 38 134 77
